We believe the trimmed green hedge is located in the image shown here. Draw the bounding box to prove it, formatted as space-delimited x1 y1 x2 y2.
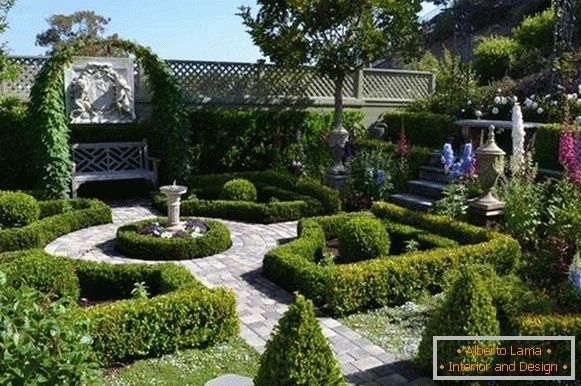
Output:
263 202 520 316
189 108 364 174
0 198 112 253
534 123 562 171
517 314 581 376
0 250 239 367
381 112 456 149
153 171 340 223
0 249 80 302
115 218 231 260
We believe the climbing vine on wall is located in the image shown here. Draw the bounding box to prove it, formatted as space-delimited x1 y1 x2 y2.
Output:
27 37 191 198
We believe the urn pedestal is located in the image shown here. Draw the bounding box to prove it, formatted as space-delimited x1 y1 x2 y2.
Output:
468 126 506 225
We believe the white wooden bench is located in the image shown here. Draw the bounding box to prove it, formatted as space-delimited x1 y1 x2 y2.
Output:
71 140 159 198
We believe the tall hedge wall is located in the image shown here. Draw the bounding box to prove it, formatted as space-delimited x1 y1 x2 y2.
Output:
188 108 364 174
381 112 456 149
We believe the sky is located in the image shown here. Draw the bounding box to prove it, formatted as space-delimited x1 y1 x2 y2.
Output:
4 1 440 63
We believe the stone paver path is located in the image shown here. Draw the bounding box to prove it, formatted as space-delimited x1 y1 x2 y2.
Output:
45 200 434 386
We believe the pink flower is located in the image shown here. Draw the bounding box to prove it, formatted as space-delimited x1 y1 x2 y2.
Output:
397 130 409 157
559 128 576 170
559 127 581 184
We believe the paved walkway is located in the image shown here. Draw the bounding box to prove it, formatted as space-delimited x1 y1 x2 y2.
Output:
45 200 433 386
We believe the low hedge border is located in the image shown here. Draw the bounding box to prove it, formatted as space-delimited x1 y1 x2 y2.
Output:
115 218 231 260
0 198 112 253
0 249 238 367
263 202 521 316
153 171 340 223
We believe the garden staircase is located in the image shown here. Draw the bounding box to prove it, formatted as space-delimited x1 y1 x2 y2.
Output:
389 151 453 212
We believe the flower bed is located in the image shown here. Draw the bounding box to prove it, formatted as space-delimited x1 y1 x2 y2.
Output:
115 217 231 260
263 202 520 316
0 249 239 367
152 171 341 223
0 198 112 253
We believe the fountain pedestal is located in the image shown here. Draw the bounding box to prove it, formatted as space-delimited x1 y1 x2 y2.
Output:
159 184 188 227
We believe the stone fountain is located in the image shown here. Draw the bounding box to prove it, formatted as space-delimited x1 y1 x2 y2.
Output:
159 181 188 227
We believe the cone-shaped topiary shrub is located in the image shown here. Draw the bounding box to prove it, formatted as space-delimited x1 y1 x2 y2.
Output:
254 294 346 386
338 216 389 263
221 178 257 202
0 192 40 228
416 266 500 373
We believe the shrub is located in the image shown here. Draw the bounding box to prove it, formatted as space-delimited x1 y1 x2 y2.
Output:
0 251 239 367
0 192 40 228
473 36 520 84
254 294 345 386
221 178 257 202
0 198 111 253
534 124 562 170
115 218 231 260
264 203 521 316
416 267 500 372
513 8 554 54
0 271 101 385
0 97 34 190
83 285 238 366
338 216 390 263
381 112 455 149
0 249 80 302
153 171 340 223
188 109 364 177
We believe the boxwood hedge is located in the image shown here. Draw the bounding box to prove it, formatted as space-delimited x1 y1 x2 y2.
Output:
115 218 231 260
0 250 238 367
0 198 112 253
263 202 520 316
153 171 341 223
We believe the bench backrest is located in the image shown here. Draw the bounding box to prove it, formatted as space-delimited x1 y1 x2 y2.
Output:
71 141 150 174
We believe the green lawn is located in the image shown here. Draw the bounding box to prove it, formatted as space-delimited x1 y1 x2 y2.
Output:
340 295 442 361
105 338 259 386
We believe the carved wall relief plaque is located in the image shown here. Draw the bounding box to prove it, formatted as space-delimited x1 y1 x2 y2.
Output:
64 57 136 124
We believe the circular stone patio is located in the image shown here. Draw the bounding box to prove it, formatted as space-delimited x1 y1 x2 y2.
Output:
45 200 434 386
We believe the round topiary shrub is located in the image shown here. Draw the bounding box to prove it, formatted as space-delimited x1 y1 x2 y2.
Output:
338 216 390 263
221 179 257 202
0 192 40 228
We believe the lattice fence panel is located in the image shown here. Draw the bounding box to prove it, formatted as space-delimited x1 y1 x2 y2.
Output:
262 65 354 99
362 70 433 100
1 57 47 100
3 56 433 105
166 60 258 102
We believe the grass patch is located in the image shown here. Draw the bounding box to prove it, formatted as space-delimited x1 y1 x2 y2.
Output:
106 338 259 386
340 295 442 360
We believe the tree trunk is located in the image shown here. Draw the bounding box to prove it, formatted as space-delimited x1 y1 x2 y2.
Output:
333 76 344 132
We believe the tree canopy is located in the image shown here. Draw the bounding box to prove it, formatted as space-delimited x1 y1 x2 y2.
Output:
239 0 422 80
35 10 119 55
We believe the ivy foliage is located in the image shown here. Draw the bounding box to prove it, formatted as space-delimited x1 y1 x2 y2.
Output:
27 37 191 198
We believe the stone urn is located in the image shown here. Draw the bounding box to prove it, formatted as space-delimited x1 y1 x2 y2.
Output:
159 182 188 227
469 126 506 218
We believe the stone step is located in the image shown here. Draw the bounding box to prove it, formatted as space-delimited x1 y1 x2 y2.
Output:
408 179 448 199
419 166 455 183
389 193 435 212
